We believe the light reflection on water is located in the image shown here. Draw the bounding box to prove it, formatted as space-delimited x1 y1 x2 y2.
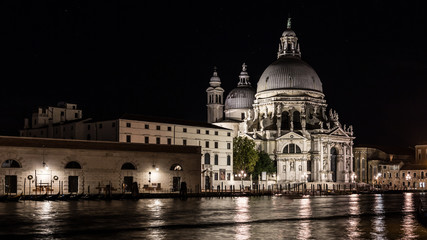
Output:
233 197 250 240
0 194 427 239
347 194 361 239
297 198 312 240
371 194 386 239
401 192 418 239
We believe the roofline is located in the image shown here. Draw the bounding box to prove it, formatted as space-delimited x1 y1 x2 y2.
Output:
0 136 201 154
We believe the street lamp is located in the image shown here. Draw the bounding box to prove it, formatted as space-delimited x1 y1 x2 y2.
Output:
237 170 246 191
351 173 357 183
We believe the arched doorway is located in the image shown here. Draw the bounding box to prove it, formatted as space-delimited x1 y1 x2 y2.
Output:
1 159 21 194
121 162 136 192
65 161 83 193
330 148 338 182
205 176 210 190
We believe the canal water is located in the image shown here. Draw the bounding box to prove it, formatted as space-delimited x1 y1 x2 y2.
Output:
1 193 427 239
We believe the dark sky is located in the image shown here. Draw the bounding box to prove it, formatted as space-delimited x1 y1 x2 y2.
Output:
1 1 427 150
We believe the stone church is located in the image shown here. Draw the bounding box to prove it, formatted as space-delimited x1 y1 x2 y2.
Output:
207 19 355 185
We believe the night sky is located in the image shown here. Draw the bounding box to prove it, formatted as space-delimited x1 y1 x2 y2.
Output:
1 1 427 151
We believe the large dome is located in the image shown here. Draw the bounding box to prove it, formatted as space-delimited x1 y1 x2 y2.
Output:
257 56 323 93
225 86 255 110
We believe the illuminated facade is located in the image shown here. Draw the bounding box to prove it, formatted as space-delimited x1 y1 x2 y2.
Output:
0 136 201 195
19 113 234 190
211 18 355 184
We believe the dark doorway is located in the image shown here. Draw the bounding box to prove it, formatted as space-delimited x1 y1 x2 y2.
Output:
330 148 338 182
205 176 210 190
68 176 78 193
307 160 312 182
5 175 17 194
124 176 133 192
173 177 181 192
281 112 290 130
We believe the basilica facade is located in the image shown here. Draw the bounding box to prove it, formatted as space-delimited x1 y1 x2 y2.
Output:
208 19 355 185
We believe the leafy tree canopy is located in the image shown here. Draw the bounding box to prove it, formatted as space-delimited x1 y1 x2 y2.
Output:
253 151 277 180
233 136 259 174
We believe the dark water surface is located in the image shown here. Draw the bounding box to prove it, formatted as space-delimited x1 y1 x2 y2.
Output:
1 193 427 239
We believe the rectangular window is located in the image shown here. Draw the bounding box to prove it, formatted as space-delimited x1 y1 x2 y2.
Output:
403 172 405 177
206 130 209 134
126 122 131 128
156 137 161 144
75 113 78 118
183 139 187 146
396 172 399 178
227 132 231 137
215 131 218 136
167 138 171 145
227 156 231 165
61 111 64 116
145 136 149 144
205 141 209 148
145 124 149 129
227 173 231 181
183 128 187 133
414 172 417 178
214 155 218 165
167 126 172 131
215 142 218 148
197 129 200 134
156 126 161 130
227 143 231 149
214 173 218 180
126 135 131 143
99 124 103 129
112 122 116 127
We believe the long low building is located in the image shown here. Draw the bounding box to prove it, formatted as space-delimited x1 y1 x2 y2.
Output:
0 136 201 195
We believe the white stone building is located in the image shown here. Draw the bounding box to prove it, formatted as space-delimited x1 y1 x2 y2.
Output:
20 110 234 190
211 18 355 185
0 136 201 195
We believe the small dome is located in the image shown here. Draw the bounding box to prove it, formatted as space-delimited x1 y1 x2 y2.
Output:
210 67 220 82
257 56 323 93
282 29 296 37
225 86 255 110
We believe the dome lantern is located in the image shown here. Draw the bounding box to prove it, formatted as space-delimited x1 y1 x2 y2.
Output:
277 17 301 58
238 63 251 86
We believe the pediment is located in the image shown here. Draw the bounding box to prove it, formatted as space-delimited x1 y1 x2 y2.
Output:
276 131 305 141
328 127 349 137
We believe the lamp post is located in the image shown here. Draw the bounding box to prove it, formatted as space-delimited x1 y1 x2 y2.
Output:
236 170 246 192
351 173 357 183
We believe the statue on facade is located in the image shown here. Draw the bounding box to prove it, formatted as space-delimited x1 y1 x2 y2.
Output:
290 161 294 171
319 120 323 130
349 125 353 136
326 122 330 130
276 104 282 117
260 114 266 131
323 160 327 170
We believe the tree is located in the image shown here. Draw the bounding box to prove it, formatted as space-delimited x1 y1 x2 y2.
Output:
252 151 277 180
233 136 259 174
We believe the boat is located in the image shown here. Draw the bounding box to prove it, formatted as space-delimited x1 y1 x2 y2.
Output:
5 193 23 202
33 192 48 201
46 192 61 201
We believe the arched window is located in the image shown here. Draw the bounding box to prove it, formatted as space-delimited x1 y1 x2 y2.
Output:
205 153 210 164
1 159 21 168
170 164 183 171
293 111 301 130
283 144 301 154
281 112 290 130
65 161 82 169
121 162 136 170
214 154 219 165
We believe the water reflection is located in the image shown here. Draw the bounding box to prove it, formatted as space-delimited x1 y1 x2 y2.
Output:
347 194 361 239
371 194 386 239
234 197 251 240
147 199 165 240
297 198 312 240
401 193 417 239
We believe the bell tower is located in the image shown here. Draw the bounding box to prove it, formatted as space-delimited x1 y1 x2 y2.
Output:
206 67 224 123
